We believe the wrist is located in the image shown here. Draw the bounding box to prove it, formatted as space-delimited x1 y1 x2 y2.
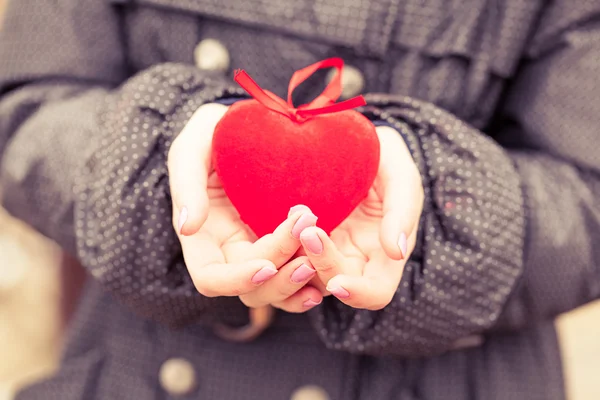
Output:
372 120 415 158
189 102 230 134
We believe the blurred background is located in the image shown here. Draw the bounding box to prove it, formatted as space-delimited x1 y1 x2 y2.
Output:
0 0 598 399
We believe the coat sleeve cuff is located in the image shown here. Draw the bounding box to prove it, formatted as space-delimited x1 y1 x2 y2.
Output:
310 95 526 357
74 63 250 328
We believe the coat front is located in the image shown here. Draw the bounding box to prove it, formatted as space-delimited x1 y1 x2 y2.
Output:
1 0 600 399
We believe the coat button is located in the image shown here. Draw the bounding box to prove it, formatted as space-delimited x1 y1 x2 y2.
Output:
194 38 230 73
326 64 365 100
290 385 330 400
159 358 197 396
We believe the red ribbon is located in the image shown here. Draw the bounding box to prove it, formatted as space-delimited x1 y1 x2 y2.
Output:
233 57 367 122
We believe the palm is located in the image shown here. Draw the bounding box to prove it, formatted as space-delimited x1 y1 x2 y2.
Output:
304 183 385 293
330 184 385 276
201 171 257 252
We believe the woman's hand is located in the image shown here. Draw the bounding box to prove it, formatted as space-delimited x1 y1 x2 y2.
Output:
300 125 424 310
168 103 322 312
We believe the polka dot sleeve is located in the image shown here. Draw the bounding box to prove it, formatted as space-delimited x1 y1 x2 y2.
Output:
483 3 600 331
307 96 526 357
74 63 251 328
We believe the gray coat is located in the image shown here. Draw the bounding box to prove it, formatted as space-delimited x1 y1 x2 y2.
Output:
1 0 599 399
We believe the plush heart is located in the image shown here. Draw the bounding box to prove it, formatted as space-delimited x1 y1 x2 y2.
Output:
211 58 380 238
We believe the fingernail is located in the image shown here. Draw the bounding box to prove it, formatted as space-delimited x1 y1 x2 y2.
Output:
178 207 188 234
251 266 278 284
303 298 322 308
290 263 316 283
301 230 323 254
327 284 350 299
398 232 408 259
288 204 310 218
291 213 318 239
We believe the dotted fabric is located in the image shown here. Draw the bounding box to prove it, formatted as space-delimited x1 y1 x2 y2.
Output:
308 97 524 356
1 0 600 399
139 0 399 57
74 64 254 327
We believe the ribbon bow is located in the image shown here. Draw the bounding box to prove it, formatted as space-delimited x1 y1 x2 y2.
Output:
233 57 366 123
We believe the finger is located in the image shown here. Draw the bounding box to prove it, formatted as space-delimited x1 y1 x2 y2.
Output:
271 285 324 313
325 231 416 310
300 227 360 284
168 103 229 236
223 205 317 267
308 275 329 296
293 247 329 295
240 256 316 308
325 272 397 310
292 250 331 296
375 126 424 260
181 231 278 297
379 172 422 261
253 205 317 264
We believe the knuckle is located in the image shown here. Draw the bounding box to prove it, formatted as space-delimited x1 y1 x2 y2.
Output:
275 285 294 299
194 284 218 298
239 295 259 308
227 285 245 297
189 273 211 297
273 240 295 261
296 256 311 264
367 292 395 311
314 261 337 275
256 234 294 261
275 244 292 259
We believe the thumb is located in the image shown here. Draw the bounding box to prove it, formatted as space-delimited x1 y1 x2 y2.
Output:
375 125 424 260
168 103 229 236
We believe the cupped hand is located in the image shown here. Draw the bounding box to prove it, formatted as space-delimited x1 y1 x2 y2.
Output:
300 125 424 310
168 103 323 313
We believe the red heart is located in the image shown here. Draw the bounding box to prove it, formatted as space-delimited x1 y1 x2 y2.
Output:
212 99 380 238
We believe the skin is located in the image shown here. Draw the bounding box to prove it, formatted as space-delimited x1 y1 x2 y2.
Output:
168 103 423 339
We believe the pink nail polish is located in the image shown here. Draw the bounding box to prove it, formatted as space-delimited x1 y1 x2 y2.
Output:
327 284 350 299
398 232 408 259
290 263 316 283
303 298 322 308
291 213 318 239
301 230 323 254
288 204 310 218
251 266 278 284
178 207 188 234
